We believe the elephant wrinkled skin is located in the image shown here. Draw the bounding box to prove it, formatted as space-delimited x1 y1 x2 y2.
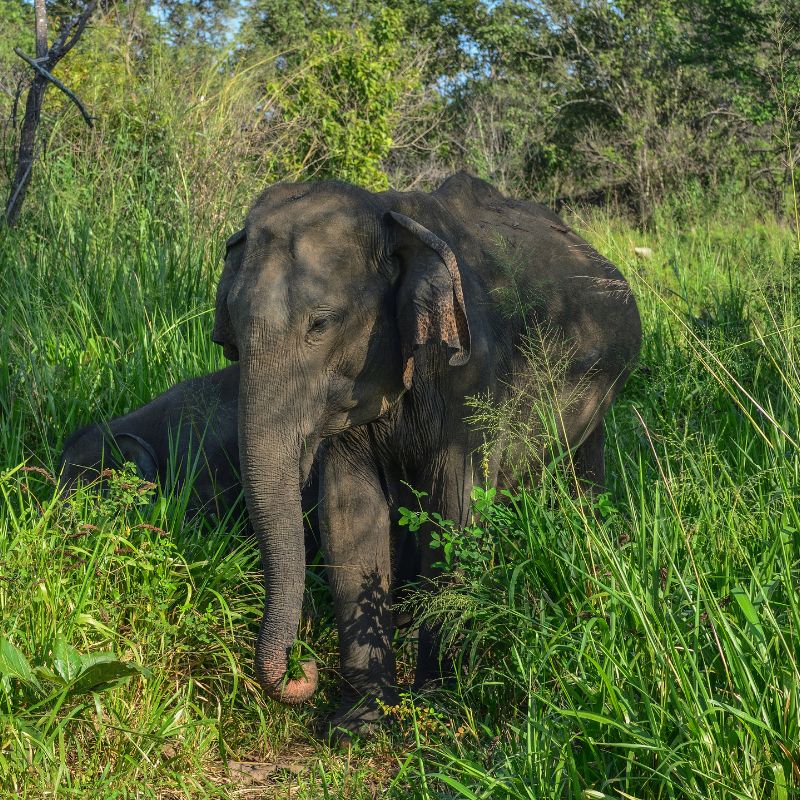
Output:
59 366 243 518
213 171 642 733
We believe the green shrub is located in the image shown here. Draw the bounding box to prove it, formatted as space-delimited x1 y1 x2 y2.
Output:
265 8 423 190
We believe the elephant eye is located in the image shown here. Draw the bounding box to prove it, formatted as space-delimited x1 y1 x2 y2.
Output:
308 316 329 333
306 312 336 341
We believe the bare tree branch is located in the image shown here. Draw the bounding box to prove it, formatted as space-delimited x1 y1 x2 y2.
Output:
14 48 94 128
4 0 98 227
49 0 100 66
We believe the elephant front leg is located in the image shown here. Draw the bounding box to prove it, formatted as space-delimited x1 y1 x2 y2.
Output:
413 444 475 691
319 432 399 738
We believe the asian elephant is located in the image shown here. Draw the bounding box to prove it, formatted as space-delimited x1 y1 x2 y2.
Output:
213 171 642 734
59 366 243 517
59 365 319 542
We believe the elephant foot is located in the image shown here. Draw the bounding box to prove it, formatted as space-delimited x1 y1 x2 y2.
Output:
323 695 397 747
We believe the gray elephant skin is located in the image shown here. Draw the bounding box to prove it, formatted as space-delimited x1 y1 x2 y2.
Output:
212 171 642 733
59 366 244 518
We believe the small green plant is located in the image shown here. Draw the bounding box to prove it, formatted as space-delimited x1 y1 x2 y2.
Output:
378 692 467 744
399 486 504 578
0 634 149 712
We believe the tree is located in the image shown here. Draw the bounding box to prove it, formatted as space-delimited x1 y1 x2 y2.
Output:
4 0 97 227
263 8 427 189
152 0 237 47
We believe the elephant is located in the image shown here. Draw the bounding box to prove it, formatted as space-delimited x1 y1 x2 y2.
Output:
59 364 322 575
58 366 244 518
59 365 321 537
212 171 642 734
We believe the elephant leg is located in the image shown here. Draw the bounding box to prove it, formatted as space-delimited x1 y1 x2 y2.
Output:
319 431 399 735
413 445 473 690
572 420 606 496
391 520 419 632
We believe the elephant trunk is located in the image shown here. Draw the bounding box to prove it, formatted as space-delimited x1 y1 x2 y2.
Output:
239 330 318 705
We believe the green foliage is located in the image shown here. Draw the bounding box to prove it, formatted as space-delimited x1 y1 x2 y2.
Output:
0 458 265 794
154 0 238 47
246 0 358 49
0 633 149 709
0 0 28 65
400 486 499 578
408 473 800 797
265 8 423 189
4 0 800 220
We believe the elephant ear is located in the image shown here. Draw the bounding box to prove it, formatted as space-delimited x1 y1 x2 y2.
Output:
115 433 159 483
387 211 471 389
213 228 246 361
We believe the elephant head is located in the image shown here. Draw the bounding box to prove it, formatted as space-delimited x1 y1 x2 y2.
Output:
213 181 470 704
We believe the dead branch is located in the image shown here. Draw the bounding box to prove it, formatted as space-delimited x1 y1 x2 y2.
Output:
14 48 94 128
48 0 99 66
4 0 98 227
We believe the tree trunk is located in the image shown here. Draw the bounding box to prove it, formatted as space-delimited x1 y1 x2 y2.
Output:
5 0 97 228
5 0 48 228
5 75 48 228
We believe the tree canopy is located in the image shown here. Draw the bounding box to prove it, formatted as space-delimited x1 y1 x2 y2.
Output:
1 0 798 224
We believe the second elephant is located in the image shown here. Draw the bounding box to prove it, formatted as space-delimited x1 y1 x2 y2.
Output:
59 366 243 518
59 365 320 541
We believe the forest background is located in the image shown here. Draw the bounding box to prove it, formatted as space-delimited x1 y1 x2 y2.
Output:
2 0 800 227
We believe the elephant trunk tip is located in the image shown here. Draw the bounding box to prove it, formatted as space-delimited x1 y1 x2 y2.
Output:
257 657 319 706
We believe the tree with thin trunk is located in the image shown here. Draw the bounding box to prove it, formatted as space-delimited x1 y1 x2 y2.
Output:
4 0 98 228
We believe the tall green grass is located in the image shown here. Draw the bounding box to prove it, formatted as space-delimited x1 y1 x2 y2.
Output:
1 186 798 797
